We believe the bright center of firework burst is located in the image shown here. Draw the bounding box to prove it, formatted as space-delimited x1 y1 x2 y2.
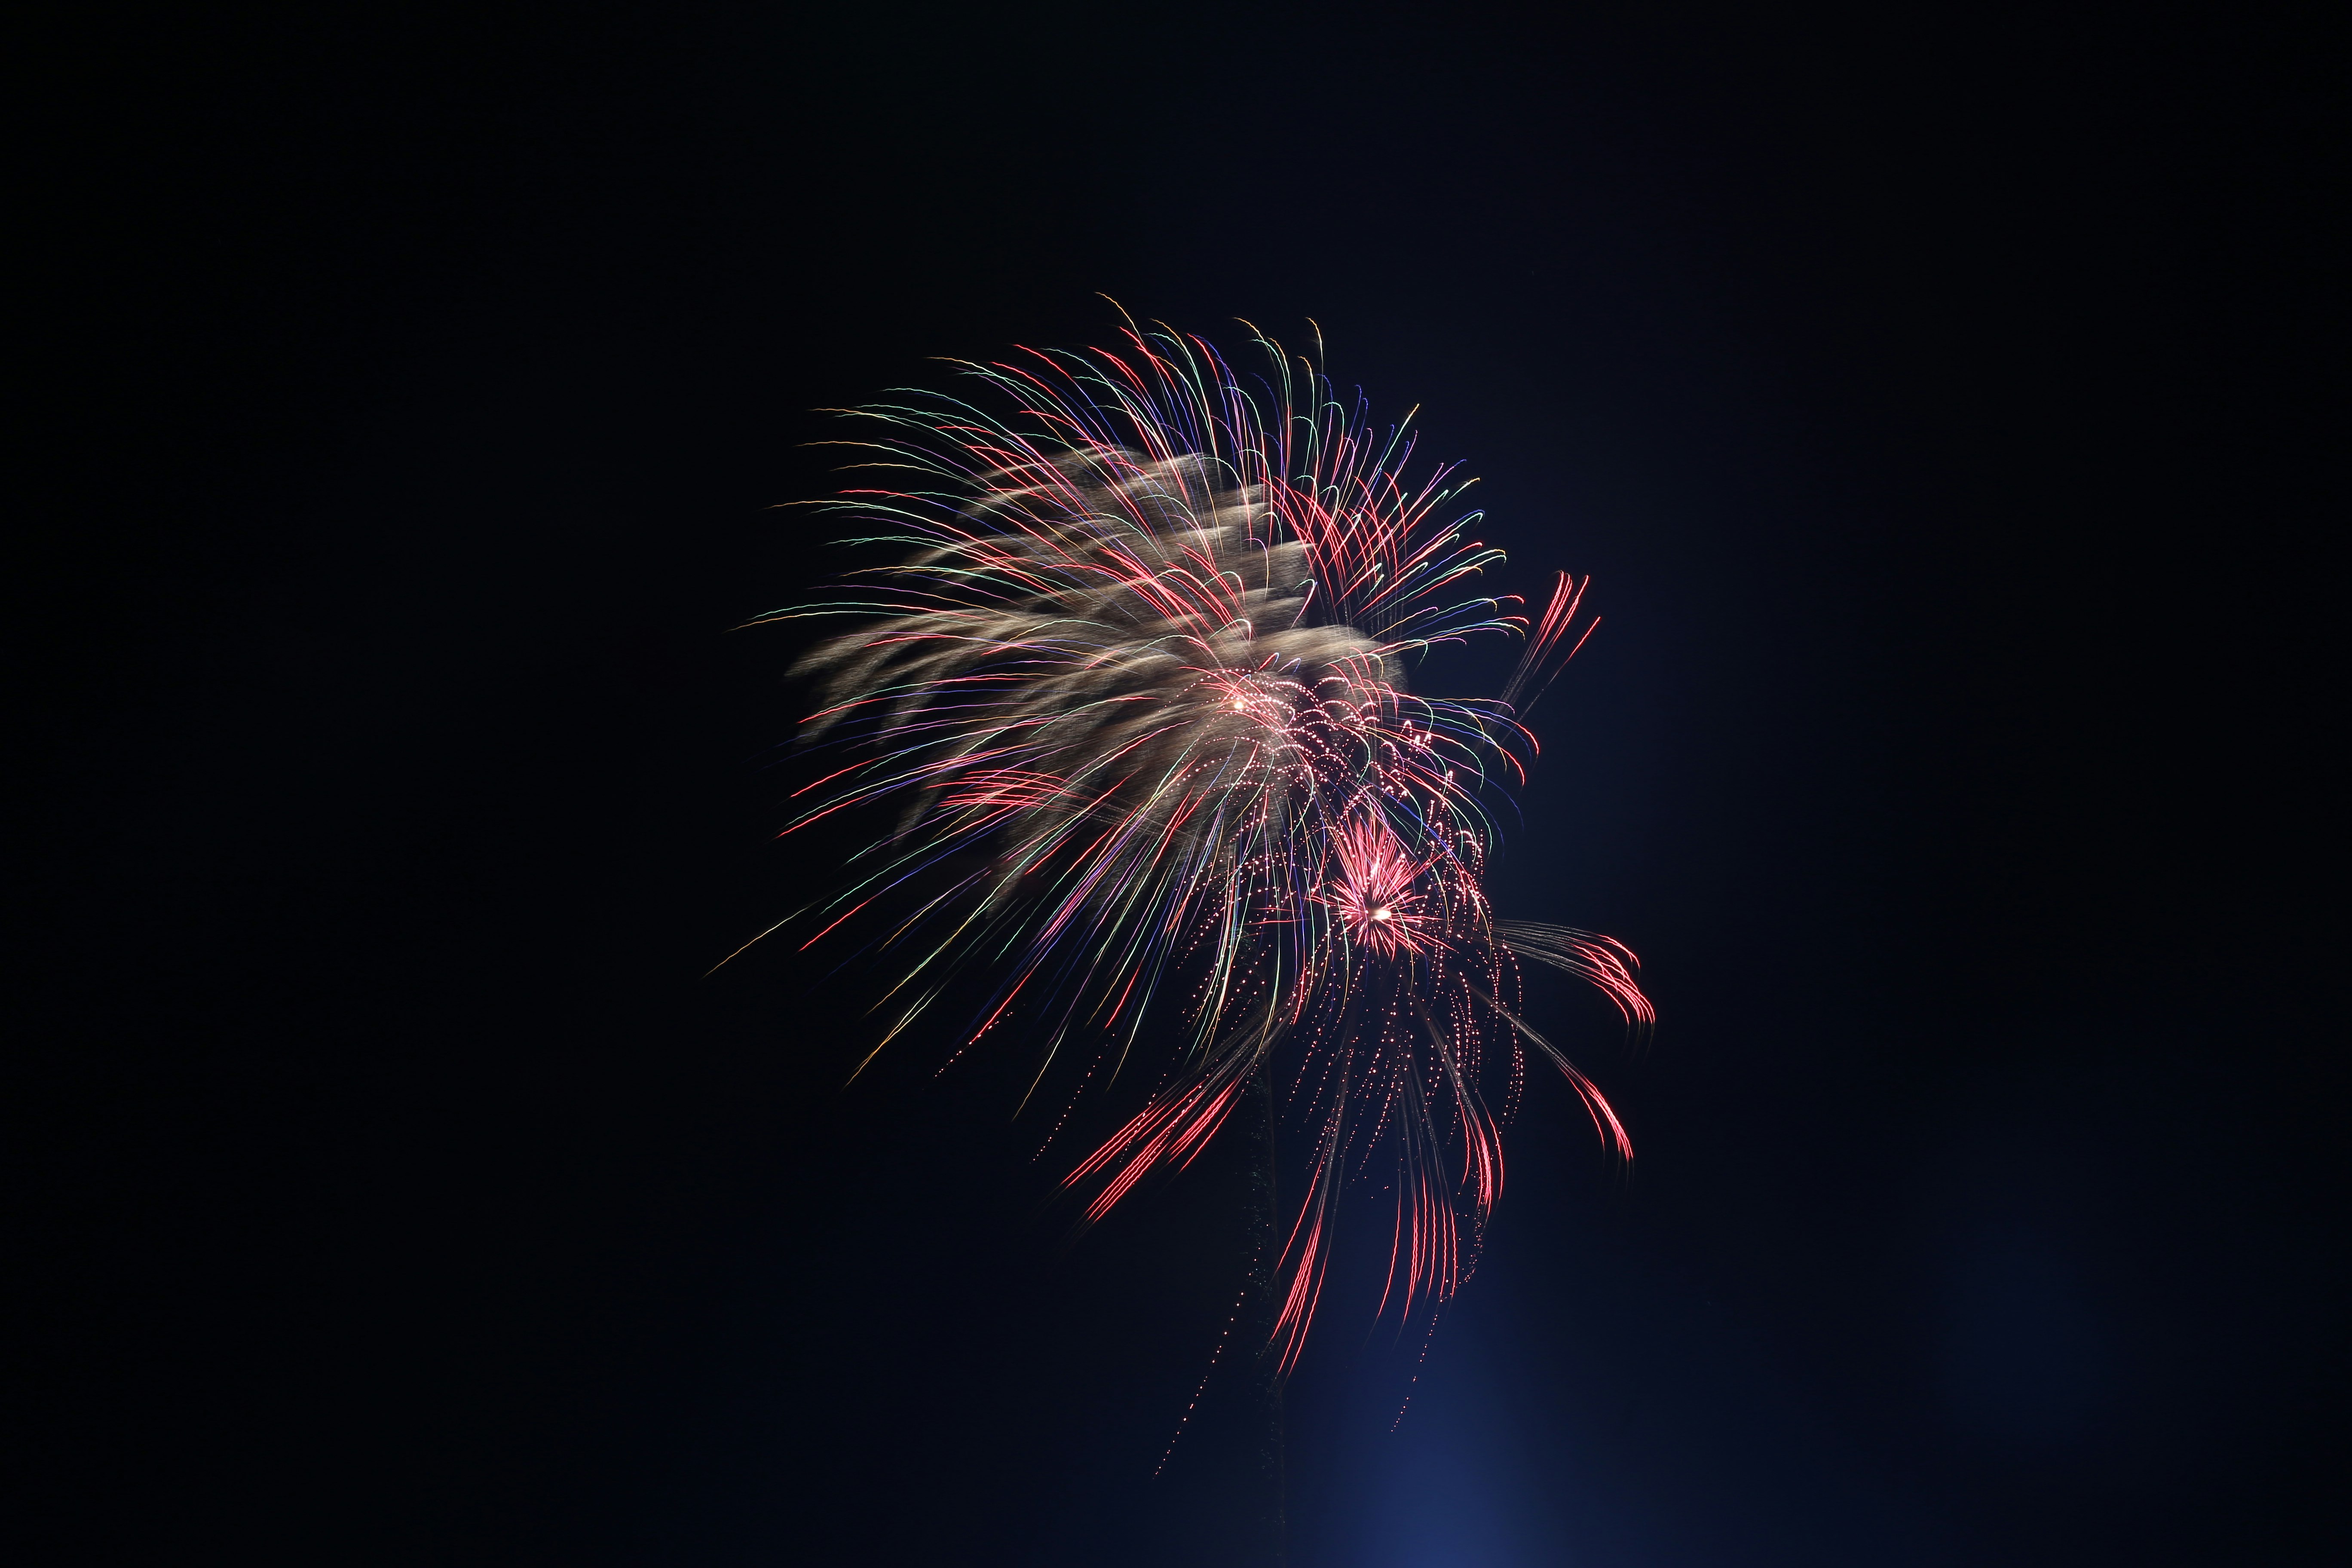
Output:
1320 816 1441 959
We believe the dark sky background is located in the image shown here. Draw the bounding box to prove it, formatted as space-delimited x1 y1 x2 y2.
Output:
15 5 2343 1565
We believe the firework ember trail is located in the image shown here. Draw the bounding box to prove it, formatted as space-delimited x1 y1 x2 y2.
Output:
753 319 1652 1371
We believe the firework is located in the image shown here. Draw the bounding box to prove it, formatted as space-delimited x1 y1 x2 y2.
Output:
755 318 1651 1370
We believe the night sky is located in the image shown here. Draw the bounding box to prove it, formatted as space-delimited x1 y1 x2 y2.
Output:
17 6 2342 1565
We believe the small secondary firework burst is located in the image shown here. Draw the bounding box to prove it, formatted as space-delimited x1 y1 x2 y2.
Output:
753 317 1651 1371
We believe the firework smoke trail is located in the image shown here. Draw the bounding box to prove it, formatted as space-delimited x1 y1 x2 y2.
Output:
755 317 1651 1372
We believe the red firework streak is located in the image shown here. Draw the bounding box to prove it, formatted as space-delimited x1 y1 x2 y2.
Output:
754 315 1652 1376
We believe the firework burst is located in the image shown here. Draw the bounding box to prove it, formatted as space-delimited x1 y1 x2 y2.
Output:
755 318 1651 1371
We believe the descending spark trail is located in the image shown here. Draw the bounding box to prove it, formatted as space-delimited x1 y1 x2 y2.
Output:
756 316 1651 1371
